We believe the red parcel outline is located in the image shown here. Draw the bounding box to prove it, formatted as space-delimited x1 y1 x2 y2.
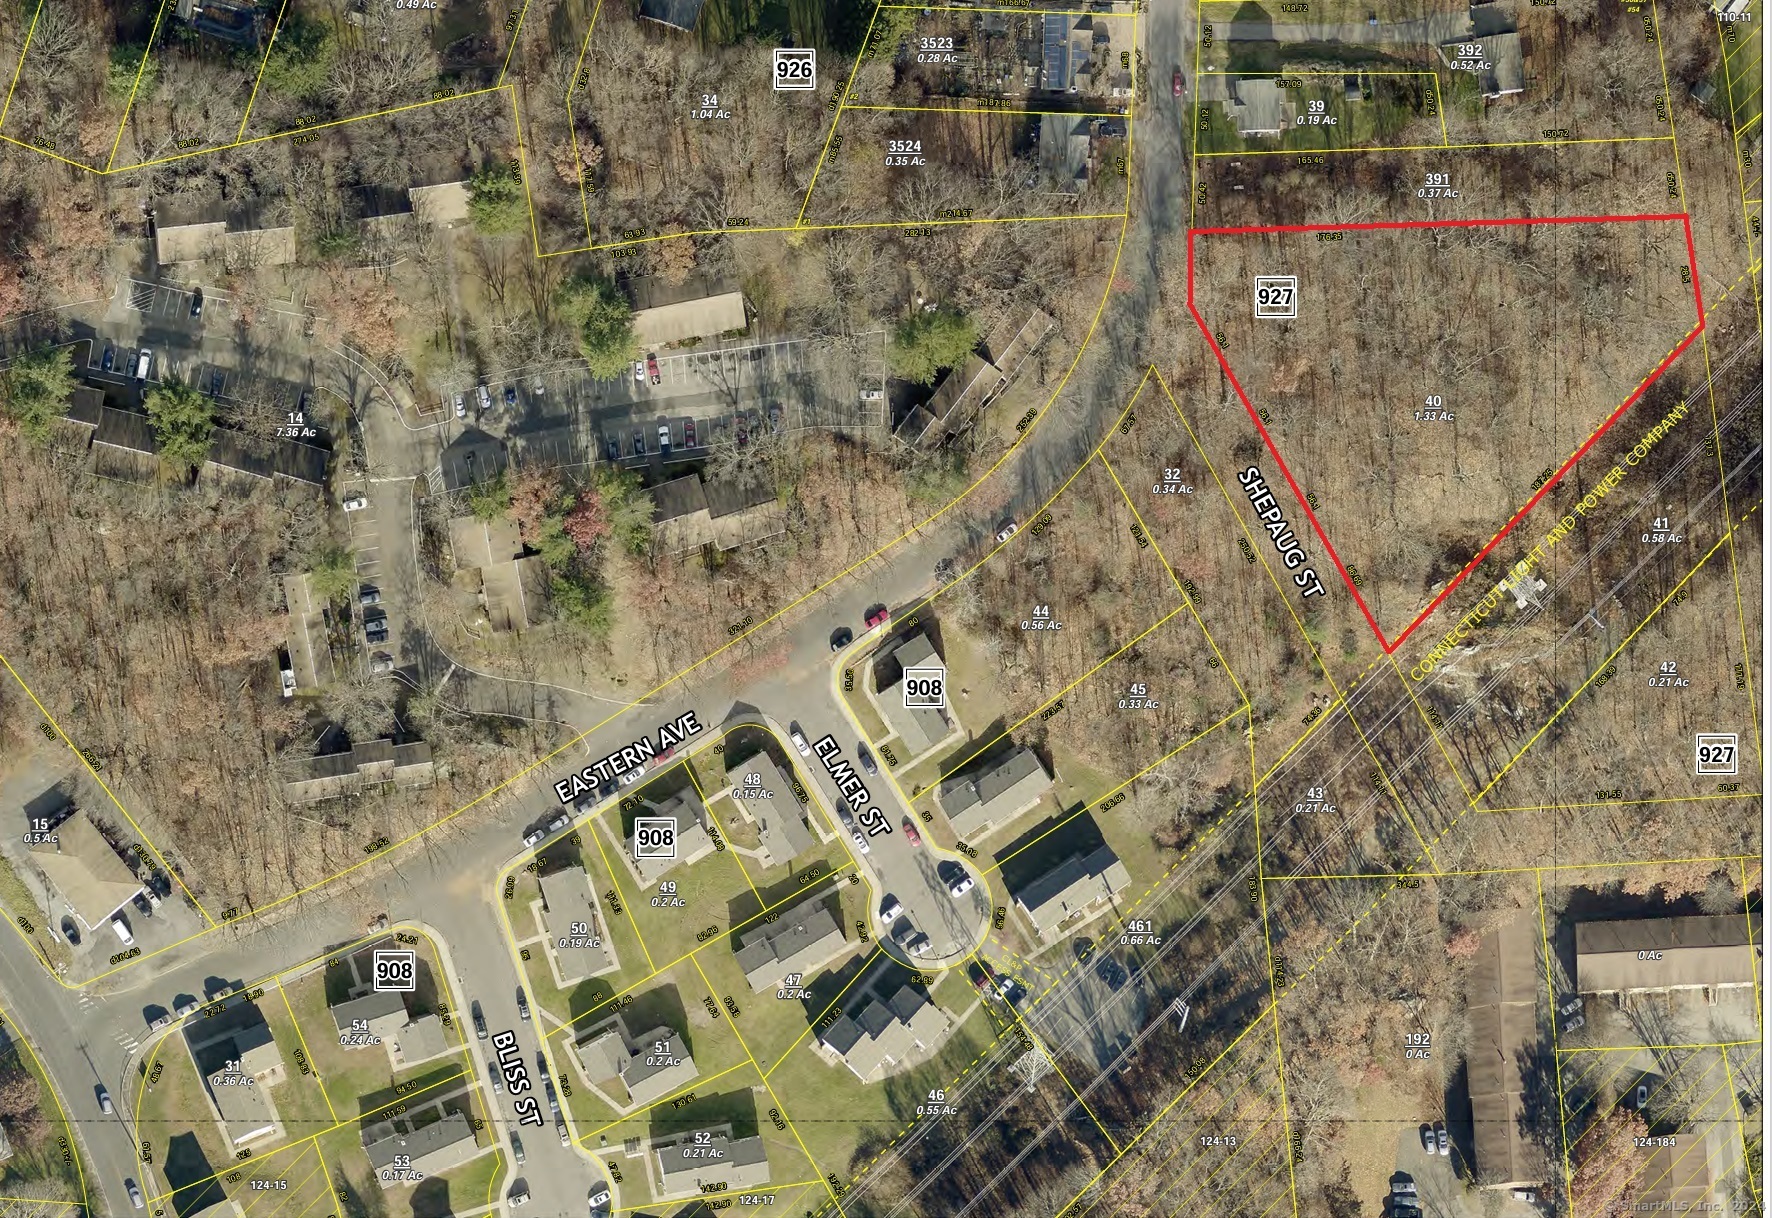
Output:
1185 213 1706 655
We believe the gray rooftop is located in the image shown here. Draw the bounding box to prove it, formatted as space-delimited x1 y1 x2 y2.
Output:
364 1113 481 1185
939 747 1052 841
655 1130 771 1197
734 896 848 992
622 1027 700 1107
819 984 951 1082
331 990 408 1034
626 789 712 884
730 755 816 867
1014 843 1132 936
538 868 616 981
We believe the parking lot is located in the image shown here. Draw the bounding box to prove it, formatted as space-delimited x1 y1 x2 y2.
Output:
342 482 400 676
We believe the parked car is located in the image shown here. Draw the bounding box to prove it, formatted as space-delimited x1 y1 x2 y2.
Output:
1418 1124 1436 1153
174 997 199 1018
829 627 853 652
208 366 225 395
865 606 890 629
546 811 571 834
342 493 368 511
683 418 696 447
508 1190 529 1208
557 1121 569 1147
606 435 621 461
646 353 661 384
995 520 1019 543
906 934 932 957
133 893 154 918
619 766 644 787
789 724 811 756
901 818 921 846
280 666 297 698
1172 69 1184 97
522 827 546 848
476 384 492 412
878 896 902 923
947 875 974 897
97 1085 112 1114
453 393 466 418
148 1013 172 1032
511 1133 525 1164
100 344 115 372
589 1182 612 1214
60 918 79 946
633 361 645 383
504 385 517 408
633 429 646 456
516 989 530 1021
126 1179 144 1210
190 290 203 320
857 744 878 775
472 1001 488 1039
851 829 870 855
359 586 382 607
134 348 152 380
658 423 672 454
370 653 395 675
768 403 783 432
1636 1083 1649 1109
110 916 133 945
1434 1122 1449 1155
364 617 389 644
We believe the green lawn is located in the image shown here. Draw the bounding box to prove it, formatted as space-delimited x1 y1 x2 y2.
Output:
323 1122 505 1218
760 991 998 1180
135 1036 236 1202
264 987 340 1140
282 971 471 1126
0 1035 83 1194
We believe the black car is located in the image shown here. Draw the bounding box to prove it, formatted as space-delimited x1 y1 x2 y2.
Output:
190 290 203 320
857 744 878 776
504 385 517 408
632 429 645 456
208 367 225 395
830 626 852 651
768 403 783 433
516 988 530 1021
100 344 115 372
471 1001 487 1039
364 615 389 644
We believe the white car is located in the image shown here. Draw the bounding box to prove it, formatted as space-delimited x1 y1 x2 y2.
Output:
126 1179 144 1210
522 828 546 848
279 666 296 698
453 393 466 418
508 1190 530 1208
633 361 646 383
995 520 1019 543
342 494 368 512
907 934 932 957
789 726 811 757
477 385 493 412
619 766 644 787
370 653 395 675
947 876 974 898
851 829 870 855
878 896 903 923
110 916 133 945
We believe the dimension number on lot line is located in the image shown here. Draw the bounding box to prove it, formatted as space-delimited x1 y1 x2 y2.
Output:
904 667 946 709
373 949 416 992
634 817 678 861
1253 275 1297 319
773 47 816 90
1694 732 1738 776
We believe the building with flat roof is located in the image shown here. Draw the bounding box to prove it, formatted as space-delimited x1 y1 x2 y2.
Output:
331 990 410 1050
1575 915 1763 995
26 811 144 933
282 739 435 804
1638 1128 1721 1213
876 632 955 758
1466 914 1546 1189
538 868 617 982
622 1027 699 1107
939 747 1052 841
390 1014 450 1066
818 983 951 1083
207 1064 280 1146
654 1128 771 1199
1013 843 1130 939
625 790 715 885
630 289 747 347
728 755 816 868
191 1003 287 1146
364 1113 482 1187
734 896 848 992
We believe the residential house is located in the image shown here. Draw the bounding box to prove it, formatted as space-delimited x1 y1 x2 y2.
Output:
538 867 617 982
939 747 1053 841
734 896 848 992
876 631 956 759
26 811 144 933
654 1128 771 1198
728 754 816 868
625 789 715 885
573 1019 700 1108
818 983 951 1083
1575 915 1763 997
282 739 435 804
331 991 409 1050
448 514 548 633
365 1113 482 1188
1013 843 1130 939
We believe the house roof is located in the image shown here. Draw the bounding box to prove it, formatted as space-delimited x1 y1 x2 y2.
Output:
879 631 952 755
650 475 710 523
394 1014 450 1063
283 739 434 804
1639 1128 1719 1212
364 1113 480 1182
1014 843 1130 935
1466 914 1545 1188
735 896 847 992
94 406 158 455
1575 915 1762 993
1459 31 1525 97
409 181 471 226
27 812 143 930
331 990 408 1035
731 755 815 867
622 1027 699 1107
1229 77 1288 135
207 1066 278 1145
627 790 713 884
631 290 746 347
819 985 950 1082
926 354 1004 420
655 1130 771 1196
203 428 328 485
538 868 615 980
574 1028 630 1082
940 747 1052 840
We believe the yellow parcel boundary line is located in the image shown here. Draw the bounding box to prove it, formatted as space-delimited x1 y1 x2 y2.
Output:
237 0 294 143
0 0 46 132
104 0 178 172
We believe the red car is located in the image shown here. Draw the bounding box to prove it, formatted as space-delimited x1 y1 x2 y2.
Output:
865 607 890 629
1172 70 1184 98
902 819 922 846
646 353 661 384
